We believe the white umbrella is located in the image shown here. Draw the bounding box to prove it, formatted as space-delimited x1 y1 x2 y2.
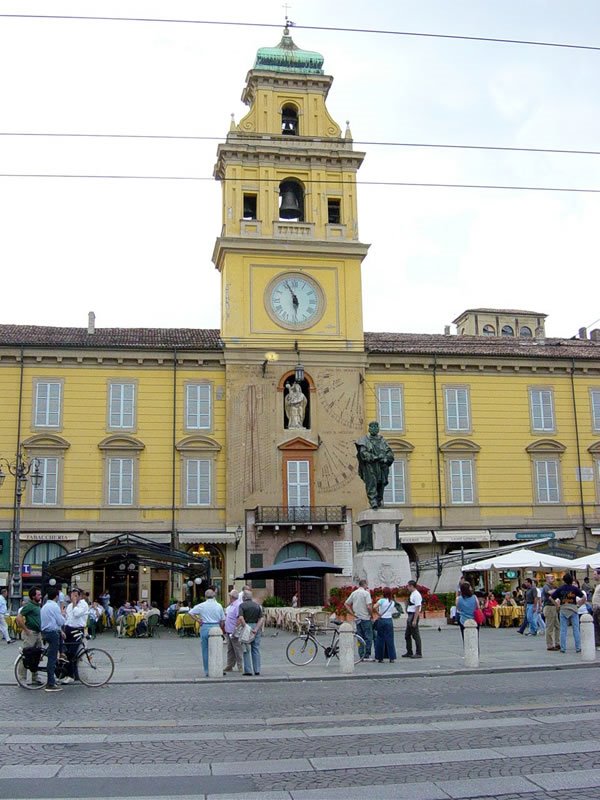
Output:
462 548 573 572
567 553 600 570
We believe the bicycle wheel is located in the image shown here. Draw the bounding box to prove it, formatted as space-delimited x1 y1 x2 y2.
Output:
77 648 114 687
14 654 48 689
286 636 318 665
353 634 366 664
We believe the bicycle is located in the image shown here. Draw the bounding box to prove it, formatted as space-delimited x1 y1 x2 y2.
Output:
15 630 115 689
286 614 366 666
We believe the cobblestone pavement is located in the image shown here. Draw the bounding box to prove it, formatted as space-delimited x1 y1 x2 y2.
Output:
1 666 599 799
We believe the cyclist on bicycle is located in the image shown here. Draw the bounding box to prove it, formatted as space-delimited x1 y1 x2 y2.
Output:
61 588 88 685
40 587 65 692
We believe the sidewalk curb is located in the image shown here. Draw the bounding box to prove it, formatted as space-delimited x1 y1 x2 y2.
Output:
1 660 596 686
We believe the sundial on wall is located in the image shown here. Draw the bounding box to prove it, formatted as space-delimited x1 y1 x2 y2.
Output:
316 438 357 493
317 370 364 429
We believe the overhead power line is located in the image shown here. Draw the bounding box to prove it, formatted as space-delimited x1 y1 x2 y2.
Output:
2 131 600 157
0 14 599 53
1 173 600 194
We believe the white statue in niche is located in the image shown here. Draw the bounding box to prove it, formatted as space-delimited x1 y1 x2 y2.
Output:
284 381 307 429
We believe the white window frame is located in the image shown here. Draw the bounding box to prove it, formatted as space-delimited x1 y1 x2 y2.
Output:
185 458 212 506
34 381 62 428
31 456 58 506
185 384 212 430
529 388 555 432
534 459 560 504
383 459 406 505
590 389 600 432
286 459 310 507
448 458 474 505
107 457 134 506
444 387 470 432
108 382 136 430
377 386 404 431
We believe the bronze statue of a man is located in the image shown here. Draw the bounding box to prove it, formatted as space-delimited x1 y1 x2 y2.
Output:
355 421 395 509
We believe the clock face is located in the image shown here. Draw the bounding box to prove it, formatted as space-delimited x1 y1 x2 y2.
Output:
265 273 325 330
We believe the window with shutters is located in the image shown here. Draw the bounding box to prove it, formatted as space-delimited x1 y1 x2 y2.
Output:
534 459 560 504
444 386 470 432
31 457 58 506
185 384 211 430
33 380 63 429
186 459 211 506
108 382 136 430
286 460 310 507
529 388 555 432
590 389 600 432
383 459 406 505
108 458 134 506
448 458 474 504
377 386 404 431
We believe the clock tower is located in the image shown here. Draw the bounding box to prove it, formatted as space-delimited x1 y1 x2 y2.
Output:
212 25 369 350
214 28 370 592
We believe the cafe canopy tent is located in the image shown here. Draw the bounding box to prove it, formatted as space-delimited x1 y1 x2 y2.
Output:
461 548 573 572
567 553 600 570
238 557 343 581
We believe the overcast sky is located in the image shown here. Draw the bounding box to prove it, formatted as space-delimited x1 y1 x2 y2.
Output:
0 0 599 338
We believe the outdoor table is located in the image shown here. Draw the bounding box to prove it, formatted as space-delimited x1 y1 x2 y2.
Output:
493 606 525 628
175 612 199 635
263 607 322 631
6 616 20 639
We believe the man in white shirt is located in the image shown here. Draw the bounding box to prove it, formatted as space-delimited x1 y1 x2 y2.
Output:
403 580 423 659
0 587 14 645
61 588 89 684
190 589 225 677
344 579 374 661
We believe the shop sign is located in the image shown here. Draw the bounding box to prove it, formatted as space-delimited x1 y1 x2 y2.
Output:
515 531 555 540
505 570 518 578
21 533 79 542
21 565 31 575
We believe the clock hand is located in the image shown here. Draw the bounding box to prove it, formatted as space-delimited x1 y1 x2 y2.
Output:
285 281 300 309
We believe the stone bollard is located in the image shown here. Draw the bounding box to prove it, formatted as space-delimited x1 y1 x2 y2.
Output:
463 619 479 668
338 622 355 674
208 626 224 677
580 613 596 662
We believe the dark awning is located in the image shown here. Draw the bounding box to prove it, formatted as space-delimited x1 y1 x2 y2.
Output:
237 557 342 581
43 533 210 581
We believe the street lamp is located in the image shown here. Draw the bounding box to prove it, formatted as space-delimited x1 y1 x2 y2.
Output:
0 449 42 613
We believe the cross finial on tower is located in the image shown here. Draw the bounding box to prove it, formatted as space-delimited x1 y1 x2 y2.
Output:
282 3 294 33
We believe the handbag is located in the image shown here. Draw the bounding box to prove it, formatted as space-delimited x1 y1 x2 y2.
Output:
238 623 255 643
392 601 403 619
473 606 485 625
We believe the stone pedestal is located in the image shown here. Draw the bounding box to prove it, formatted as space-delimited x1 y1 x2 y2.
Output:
353 509 410 587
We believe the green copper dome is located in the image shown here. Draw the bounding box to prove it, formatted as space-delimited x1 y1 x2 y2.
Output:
254 27 324 75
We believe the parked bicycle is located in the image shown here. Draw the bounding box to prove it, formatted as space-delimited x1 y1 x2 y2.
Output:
286 614 365 666
15 630 114 689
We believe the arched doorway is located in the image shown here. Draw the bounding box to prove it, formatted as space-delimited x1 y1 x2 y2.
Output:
22 542 68 595
274 542 324 606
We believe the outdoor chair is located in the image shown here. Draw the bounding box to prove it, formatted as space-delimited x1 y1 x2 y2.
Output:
124 614 138 638
147 615 160 638
178 613 197 637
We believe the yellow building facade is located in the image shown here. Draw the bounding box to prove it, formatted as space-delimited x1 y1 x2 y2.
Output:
0 28 599 607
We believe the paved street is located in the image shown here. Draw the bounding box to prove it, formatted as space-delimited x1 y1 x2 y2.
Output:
0 627 599 799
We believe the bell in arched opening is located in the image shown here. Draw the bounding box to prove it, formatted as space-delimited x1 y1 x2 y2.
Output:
279 179 304 221
281 105 299 135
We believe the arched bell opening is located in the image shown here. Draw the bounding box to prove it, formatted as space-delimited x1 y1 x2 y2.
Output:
281 104 299 135
279 179 305 221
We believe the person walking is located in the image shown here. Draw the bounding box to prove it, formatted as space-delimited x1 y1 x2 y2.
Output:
551 573 585 654
374 587 397 663
541 574 560 651
402 580 423 659
344 579 374 661
0 587 14 645
517 578 539 636
223 589 243 673
190 589 225 678
60 588 89 684
237 589 264 676
41 587 65 692
15 587 43 686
